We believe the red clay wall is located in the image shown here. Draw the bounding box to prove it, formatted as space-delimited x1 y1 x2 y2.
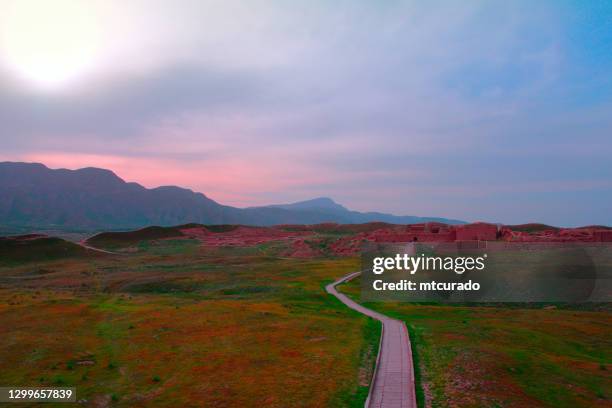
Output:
455 223 498 241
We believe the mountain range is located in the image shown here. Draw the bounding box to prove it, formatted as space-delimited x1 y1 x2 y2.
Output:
0 162 465 231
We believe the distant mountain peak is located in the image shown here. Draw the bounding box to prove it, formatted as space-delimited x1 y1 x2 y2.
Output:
71 166 125 184
302 197 339 205
258 196 465 225
294 197 346 209
74 166 121 177
263 197 348 212
0 162 465 230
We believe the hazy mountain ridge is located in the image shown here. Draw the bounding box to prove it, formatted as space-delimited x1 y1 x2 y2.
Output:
258 197 465 225
0 162 465 230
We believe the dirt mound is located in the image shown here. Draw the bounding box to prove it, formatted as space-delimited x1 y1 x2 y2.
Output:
0 235 92 264
86 225 190 247
180 225 308 247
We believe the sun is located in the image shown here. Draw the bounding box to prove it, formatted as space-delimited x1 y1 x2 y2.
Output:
0 0 101 90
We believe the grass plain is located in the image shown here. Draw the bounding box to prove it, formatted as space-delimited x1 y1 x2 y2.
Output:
0 237 379 407
1 231 610 408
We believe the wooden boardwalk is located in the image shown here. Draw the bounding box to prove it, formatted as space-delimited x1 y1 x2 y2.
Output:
326 272 417 408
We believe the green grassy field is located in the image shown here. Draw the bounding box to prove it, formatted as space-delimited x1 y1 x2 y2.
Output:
339 277 611 408
2 234 610 407
0 238 379 407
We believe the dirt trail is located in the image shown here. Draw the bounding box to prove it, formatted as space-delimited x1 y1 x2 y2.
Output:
326 272 417 408
77 241 122 255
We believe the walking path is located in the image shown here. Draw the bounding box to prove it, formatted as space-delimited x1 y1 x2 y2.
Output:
326 272 417 408
77 241 122 255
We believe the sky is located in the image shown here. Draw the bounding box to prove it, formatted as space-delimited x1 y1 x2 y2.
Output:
0 0 611 227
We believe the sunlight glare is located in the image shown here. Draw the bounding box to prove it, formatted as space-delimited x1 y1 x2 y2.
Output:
0 0 101 89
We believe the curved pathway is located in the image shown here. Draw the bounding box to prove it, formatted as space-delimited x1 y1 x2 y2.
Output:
326 272 417 408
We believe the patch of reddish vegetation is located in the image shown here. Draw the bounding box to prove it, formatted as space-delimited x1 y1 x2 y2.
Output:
444 351 545 407
179 227 213 239
179 226 308 247
500 226 612 242
282 239 323 258
329 233 369 256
